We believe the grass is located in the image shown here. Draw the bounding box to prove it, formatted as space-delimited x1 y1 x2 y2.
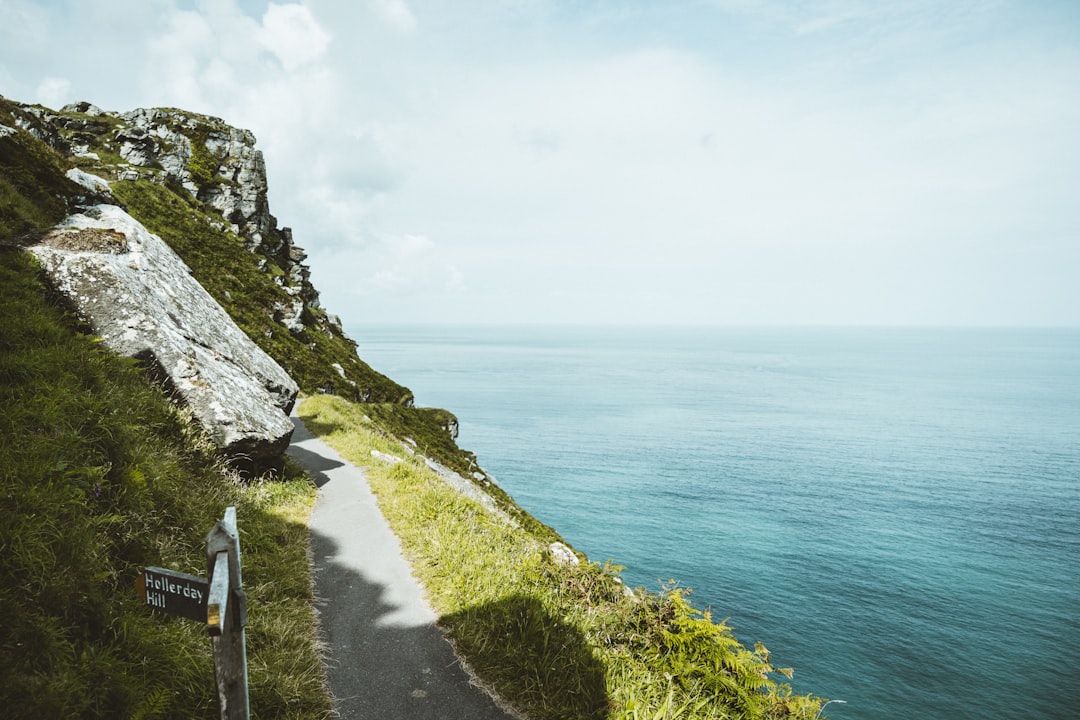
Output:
0 247 332 719
0 104 82 239
298 394 827 720
357 402 564 541
182 127 226 191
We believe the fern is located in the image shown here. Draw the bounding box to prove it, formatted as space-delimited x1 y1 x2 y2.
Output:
131 687 171 720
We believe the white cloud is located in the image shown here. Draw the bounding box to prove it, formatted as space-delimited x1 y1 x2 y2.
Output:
337 2 1080 324
369 0 417 33
0 0 50 52
35 76 71 108
365 234 464 294
2 0 1076 325
259 3 332 71
141 2 334 113
707 0 997 35
144 7 224 110
310 231 465 322
138 1 349 234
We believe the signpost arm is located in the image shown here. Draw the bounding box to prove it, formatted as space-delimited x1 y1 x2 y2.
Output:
206 506 249 720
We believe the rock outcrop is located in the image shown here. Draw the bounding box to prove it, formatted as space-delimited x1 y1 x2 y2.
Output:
3 93 414 465
12 99 322 323
30 171 298 468
114 107 276 251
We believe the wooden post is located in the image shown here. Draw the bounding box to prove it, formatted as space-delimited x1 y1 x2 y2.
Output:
206 506 249 720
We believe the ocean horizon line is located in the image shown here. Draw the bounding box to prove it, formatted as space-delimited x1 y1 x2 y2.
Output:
347 321 1080 330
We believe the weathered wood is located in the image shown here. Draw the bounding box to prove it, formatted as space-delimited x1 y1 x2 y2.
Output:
206 552 229 635
206 506 250 720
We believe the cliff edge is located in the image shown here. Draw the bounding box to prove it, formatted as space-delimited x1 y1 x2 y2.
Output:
1 95 421 468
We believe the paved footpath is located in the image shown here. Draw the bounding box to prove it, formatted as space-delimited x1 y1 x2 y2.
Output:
286 412 517 720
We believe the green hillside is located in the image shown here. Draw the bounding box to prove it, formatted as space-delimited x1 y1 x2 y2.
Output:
1 97 826 719
1 100 331 718
0 94 505 718
0 250 330 718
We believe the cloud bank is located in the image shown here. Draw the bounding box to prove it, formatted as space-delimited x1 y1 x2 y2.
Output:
1 0 1077 325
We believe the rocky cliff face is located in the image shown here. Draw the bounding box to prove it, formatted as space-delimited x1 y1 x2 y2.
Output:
15 100 320 328
2 95 415 468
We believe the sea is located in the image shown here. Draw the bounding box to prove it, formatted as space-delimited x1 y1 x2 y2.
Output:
347 324 1080 720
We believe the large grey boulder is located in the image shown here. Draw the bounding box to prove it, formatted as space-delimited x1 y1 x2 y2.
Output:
30 190 299 468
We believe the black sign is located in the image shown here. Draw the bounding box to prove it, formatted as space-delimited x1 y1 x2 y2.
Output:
138 566 209 623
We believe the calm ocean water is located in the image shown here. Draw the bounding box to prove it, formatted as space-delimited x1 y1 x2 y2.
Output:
348 325 1079 720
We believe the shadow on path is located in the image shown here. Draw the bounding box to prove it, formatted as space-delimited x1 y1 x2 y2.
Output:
308 529 515 719
288 412 518 719
442 595 609 720
287 416 343 487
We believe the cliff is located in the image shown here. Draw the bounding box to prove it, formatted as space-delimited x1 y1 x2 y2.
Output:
0 95 443 469
0 93 457 717
0 101 336 714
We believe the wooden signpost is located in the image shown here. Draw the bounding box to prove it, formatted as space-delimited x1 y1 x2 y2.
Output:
138 507 249 720
206 506 249 719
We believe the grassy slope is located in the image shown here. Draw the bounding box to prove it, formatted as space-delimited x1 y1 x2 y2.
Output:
0 248 330 719
359 402 565 542
300 394 826 720
0 114 83 239
1 115 331 718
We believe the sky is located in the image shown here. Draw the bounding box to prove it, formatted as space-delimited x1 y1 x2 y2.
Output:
1 0 1078 326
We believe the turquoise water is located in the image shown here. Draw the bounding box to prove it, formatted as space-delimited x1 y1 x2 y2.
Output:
348 325 1080 719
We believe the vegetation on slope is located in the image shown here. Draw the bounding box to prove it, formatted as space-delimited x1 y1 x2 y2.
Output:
1 105 331 718
0 102 81 239
358 402 563 541
299 394 826 720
